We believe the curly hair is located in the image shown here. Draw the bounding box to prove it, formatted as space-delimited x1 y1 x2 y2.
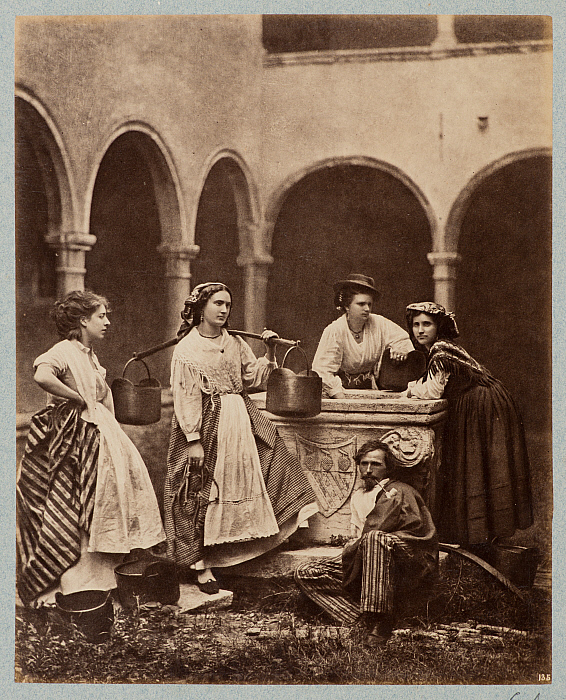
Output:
177 282 232 339
51 290 110 340
334 284 377 312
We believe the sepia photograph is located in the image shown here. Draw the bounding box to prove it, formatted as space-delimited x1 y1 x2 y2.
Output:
11 5 558 694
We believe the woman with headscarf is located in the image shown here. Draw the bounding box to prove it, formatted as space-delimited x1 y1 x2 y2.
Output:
17 291 165 606
163 282 318 593
312 274 414 398
404 301 533 548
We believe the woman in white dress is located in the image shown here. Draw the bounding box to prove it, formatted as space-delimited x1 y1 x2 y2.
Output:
312 274 414 398
163 282 318 594
17 290 165 605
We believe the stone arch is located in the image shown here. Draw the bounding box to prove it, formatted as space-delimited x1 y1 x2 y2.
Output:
264 157 436 361
86 121 186 247
15 88 77 236
196 149 262 259
85 127 189 386
191 151 262 332
449 149 552 438
265 155 437 251
444 147 551 253
16 90 80 413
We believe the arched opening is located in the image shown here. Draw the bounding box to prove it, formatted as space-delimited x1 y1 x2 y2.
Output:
191 157 251 331
86 131 169 387
16 97 66 413
456 155 551 436
456 154 552 549
266 163 433 363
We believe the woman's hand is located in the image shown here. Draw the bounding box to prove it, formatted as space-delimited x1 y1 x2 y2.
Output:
34 365 86 406
186 440 205 467
389 350 407 364
261 329 279 363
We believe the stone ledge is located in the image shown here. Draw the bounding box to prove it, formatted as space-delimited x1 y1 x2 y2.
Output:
223 546 343 579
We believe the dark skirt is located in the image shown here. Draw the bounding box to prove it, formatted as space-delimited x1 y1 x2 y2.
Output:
163 392 317 568
436 376 533 546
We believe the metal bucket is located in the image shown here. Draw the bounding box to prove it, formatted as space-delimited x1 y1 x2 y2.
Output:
111 358 162 425
266 345 322 418
114 558 180 609
55 589 114 643
492 545 540 589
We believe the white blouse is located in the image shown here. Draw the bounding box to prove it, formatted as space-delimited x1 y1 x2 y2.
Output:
407 369 449 399
171 328 276 441
312 314 414 397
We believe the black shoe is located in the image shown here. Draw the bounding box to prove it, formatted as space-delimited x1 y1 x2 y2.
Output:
197 579 220 595
364 614 394 647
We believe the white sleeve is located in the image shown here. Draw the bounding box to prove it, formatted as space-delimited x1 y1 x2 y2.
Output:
408 369 449 399
312 324 345 398
349 491 365 538
239 338 277 390
170 360 203 441
381 317 415 355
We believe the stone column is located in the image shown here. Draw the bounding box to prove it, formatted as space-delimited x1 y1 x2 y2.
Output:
432 15 457 49
157 243 200 343
237 222 274 333
45 231 97 297
427 251 461 312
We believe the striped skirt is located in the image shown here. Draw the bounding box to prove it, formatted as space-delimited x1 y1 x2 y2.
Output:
164 392 318 569
17 404 99 604
295 532 427 626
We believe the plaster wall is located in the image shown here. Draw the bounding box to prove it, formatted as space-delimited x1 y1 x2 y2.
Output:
15 14 264 236
259 50 552 234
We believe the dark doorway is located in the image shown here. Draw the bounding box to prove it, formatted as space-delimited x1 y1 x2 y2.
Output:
16 98 60 414
192 159 246 332
87 132 167 387
456 155 552 436
266 164 433 364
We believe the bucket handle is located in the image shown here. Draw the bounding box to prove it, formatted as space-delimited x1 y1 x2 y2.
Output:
122 357 152 381
281 344 314 375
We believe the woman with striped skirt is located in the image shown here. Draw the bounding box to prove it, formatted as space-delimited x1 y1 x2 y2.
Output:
17 291 165 605
163 282 318 594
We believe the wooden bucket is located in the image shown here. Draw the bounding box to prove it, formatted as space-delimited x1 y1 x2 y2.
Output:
111 358 162 425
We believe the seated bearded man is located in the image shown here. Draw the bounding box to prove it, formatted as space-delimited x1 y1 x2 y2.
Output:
295 440 438 647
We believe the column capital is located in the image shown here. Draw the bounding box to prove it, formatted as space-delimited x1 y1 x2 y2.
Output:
432 15 457 49
45 231 97 251
157 243 200 279
427 251 462 280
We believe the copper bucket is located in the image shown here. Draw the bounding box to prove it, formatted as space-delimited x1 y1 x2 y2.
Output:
266 345 322 418
111 358 162 425
492 545 541 589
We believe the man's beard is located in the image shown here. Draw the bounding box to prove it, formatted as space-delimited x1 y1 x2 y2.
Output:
362 476 378 492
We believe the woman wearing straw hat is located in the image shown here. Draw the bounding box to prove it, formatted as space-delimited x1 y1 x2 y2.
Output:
312 274 414 399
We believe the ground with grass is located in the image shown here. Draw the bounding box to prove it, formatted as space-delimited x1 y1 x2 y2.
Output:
15 552 551 685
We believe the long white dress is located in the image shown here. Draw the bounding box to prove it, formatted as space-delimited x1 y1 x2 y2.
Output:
18 339 165 603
